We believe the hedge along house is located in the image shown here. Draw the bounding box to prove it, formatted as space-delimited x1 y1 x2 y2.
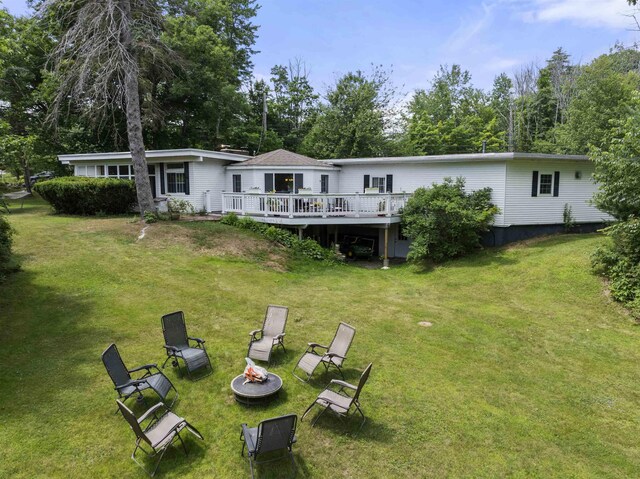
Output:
59 148 610 261
58 148 250 212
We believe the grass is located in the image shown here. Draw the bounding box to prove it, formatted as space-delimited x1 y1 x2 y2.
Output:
1 200 639 478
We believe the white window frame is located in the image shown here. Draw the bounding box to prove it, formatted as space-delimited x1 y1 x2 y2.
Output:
371 176 385 193
538 173 554 196
166 164 186 194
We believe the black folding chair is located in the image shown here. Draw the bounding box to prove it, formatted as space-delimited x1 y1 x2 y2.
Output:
240 414 298 479
102 343 178 413
161 311 212 379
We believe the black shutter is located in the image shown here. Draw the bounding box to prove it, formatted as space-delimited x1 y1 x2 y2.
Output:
294 173 304 193
233 174 241 192
386 174 393 193
159 163 165 195
553 171 560 197
265 173 273 192
364 175 370 192
183 162 190 195
531 171 538 197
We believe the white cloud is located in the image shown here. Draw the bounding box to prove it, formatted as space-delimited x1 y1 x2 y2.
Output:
446 2 500 52
516 0 635 29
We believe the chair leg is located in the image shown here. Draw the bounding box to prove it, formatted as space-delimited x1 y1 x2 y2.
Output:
176 431 188 456
150 445 170 477
248 455 256 479
161 355 172 369
301 400 317 422
311 405 329 427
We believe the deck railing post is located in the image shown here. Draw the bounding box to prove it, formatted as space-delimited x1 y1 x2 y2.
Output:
288 194 293 218
386 192 391 217
355 193 360 218
322 195 327 218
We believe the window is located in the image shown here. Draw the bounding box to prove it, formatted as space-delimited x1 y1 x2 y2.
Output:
108 165 118 177
265 173 298 193
233 174 242 193
321 174 329 193
371 177 385 193
539 174 553 195
96 165 105 176
76 166 86 176
167 172 185 193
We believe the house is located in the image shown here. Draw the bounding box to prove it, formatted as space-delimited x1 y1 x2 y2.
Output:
59 148 609 260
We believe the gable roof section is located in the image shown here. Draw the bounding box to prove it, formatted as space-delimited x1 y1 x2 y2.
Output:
236 149 333 168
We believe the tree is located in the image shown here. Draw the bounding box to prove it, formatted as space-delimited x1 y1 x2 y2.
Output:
149 0 258 149
300 67 398 158
38 0 166 215
407 65 506 155
591 93 640 315
401 177 499 263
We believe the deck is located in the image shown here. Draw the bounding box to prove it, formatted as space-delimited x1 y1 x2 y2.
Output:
221 192 410 225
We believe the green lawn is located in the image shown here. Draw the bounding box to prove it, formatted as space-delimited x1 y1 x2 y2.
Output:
1 201 638 478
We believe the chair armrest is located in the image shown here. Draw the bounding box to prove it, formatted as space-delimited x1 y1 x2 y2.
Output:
128 363 158 374
241 424 256 451
308 342 327 349
324 352 346 360
330 379 357 390
138 402 166 424
188 336 205 344
274 333 286 340
163 345 179 353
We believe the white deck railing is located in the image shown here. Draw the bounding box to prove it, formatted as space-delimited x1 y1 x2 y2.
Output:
222 192 411 218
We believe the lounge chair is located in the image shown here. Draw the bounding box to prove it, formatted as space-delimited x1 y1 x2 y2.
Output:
292 322 355 382
102 343 178 412
240 414 297 479
117 400 204 477
247 305 288 365
161 311 212 379
301 363 372 429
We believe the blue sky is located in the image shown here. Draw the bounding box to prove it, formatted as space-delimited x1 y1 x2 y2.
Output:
2 0 638 93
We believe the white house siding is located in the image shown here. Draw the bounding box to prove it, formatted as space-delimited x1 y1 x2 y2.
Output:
504 160 610 225
337 161 507 226
188 159 230 212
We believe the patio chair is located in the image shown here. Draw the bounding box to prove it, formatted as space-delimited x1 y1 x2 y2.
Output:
102 343 178 412
161 311 212 379
292 322 355 382
247 305 288 365
240 414 297 479
301 363 372 429
117 399 204 477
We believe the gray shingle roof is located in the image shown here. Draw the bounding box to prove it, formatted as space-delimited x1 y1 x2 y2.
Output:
237 149 333 167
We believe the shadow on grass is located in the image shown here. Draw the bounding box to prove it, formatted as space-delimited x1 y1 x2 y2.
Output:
301 411 394 442
0 270 103 418
138 433 207 478
237 450 312 479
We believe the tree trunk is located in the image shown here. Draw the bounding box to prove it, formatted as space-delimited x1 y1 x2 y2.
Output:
120 0 155 215
22 158 31 194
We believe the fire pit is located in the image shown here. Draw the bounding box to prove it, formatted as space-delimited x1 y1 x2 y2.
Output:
230 373 282 405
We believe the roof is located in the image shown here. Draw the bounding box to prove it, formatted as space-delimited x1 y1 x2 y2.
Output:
236 149 333 168
58 148 250 164
324 152 589 165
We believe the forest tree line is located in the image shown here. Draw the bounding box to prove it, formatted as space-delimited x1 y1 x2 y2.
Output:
1 1 640 181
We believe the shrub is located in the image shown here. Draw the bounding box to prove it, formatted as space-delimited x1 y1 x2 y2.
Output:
219 213 337 262
0 213 16 281
401 177 499 263
167 197 195 218
592 218 640 316
34 177 136 215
